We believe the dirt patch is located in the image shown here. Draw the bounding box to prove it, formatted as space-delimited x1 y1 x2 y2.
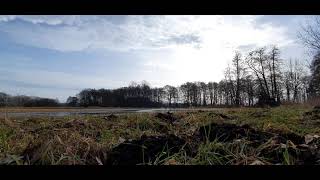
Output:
106 134 188 165
155 112 178 124
104 114 118 121
63 119 87 128
198 123 273 144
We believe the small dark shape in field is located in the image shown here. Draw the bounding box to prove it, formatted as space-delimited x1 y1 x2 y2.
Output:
104 114 117 121
155 112 178 124
198 123 273 143
106 134 188 165
218 113 232 120
314 105 320 110
208 112 233 120
63 119 87 128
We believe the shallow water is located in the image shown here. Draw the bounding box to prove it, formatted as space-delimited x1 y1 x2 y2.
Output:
0 108 207 118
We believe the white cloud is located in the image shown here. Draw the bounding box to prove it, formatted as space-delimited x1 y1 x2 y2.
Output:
133 15 297 84
0 15 298 52
0 15 308 100
0 15 16 22
0 15 204 52
0 15 82 25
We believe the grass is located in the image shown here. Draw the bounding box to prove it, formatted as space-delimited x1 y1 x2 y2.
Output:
0 105 319 165
0 126 13 154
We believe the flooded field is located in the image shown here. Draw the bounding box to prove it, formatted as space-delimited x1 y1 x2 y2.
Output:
0 107 217 118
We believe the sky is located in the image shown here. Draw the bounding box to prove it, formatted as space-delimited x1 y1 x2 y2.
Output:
0 15 315 102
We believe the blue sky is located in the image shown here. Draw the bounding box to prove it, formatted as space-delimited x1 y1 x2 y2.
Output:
0 15 315 102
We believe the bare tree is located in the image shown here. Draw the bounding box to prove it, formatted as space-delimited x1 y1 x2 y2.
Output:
309 52 320 97
246 48 269 104
284 67 293 102
243 75 255 106
292 60 305 102
213 82 218 105
164 85 178 107
298 16 320 52
200 82 207 106
231 51 245 106
268 46 282 103
283 59 308 103
207 82 214 105
224 66 235 105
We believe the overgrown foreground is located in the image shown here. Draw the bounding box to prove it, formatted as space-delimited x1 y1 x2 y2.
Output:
1 106 320 165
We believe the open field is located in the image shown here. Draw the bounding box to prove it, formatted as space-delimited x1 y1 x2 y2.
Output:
0 107 222 118
0 107 145 113
0 107 223 113
1 105 320 165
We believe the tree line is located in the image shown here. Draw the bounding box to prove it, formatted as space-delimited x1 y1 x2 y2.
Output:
0 92 60 107
1 44 312 108
66 45 311 108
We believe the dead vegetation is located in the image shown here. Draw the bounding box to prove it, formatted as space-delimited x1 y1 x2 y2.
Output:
302 106 320 128
1 106 320 165
155 112 179 124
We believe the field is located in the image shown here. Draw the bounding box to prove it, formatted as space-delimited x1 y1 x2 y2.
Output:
1 105 320 165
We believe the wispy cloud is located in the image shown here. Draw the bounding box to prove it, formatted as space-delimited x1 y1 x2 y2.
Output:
0 15 297 53
0 15 82 25
0 15 310 101
0 15 204 52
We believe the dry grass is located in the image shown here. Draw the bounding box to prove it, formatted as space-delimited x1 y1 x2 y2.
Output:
1 105 319 165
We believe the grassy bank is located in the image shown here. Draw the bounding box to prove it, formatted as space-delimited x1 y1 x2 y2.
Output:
1 105 320 165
